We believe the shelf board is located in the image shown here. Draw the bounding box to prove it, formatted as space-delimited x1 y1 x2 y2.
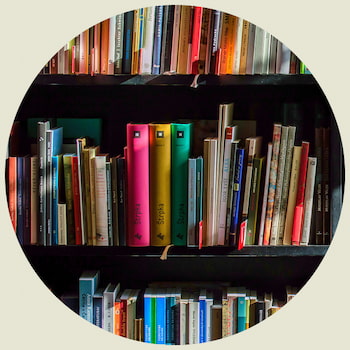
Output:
32 73 318 88
22 245 329 258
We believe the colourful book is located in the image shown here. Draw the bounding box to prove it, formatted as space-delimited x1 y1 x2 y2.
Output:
149 123 171 246
187 158 197 247
190 6 203 74
196 156 204 242
144 288 156 343
176 6 192 74
140 6 155 74
126 123 150 247
131 8 142 75
171 123 192 246
103 283 121 333
156 289 167 344
79 270 100 323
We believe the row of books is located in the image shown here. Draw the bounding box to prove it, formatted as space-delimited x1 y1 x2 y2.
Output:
42 5 310 76
76 270 298 344
6 104 333 247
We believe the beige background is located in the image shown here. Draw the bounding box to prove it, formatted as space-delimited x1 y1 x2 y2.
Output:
0 0 349 349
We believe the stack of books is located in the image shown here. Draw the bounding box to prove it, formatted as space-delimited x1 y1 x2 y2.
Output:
42 5 310 76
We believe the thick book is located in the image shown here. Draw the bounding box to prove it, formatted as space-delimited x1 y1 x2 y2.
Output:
79 270 100 323
149 123 172 246
171 123 192 246
126 123 150 247
300 157 317 245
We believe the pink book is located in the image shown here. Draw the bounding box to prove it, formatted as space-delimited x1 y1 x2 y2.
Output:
126 124 150 247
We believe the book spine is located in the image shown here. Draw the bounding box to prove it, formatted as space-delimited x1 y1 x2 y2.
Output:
161 5 175 73
263 124 281 245
156 292 166 344
171 123 192 246
94 156 109 246
177 6 192 74
76 138 86 245
71 156 82 245
239 20 250 74
131 9 141 75
63 155 75 245
196 157 204 242
152 6 164 74
150 124 172 246
209 10 222 73
108 16 116 74
123 11 134 74
270 126 289 245
322 127 330 244
57 203 67 245
117 157 127 246
51 155 59 245
115 14 124 74
16 157 24 245
170 5 181 72
199 296 206 343
291 141 310 245
140 7 155 74
190 6 203 74
187 158 197 247
300 157 317 245
126 124 150 247
93 293 103 328
105 161 113 245
229 147 245 246
237 297 246 333
30 156 38 244
245 23 256 74
283 146 302 245
111 157 119 246
82 149 92 245
79 273 99 323
314 127 323 244
198 7 211 74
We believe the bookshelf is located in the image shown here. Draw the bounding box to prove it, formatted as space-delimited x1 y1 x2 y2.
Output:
6 4 344 345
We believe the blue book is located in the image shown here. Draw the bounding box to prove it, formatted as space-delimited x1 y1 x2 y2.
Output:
93 287 104 328
46 126 63 246
144 288 155 343
152 6 164 74
156 289 166 344
165 288 177 345
229 147 245 246
79 270 100 323
237 291 247 333
199 289 207 343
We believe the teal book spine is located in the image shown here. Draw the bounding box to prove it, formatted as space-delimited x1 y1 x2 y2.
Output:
171 123 192 246
79 270 100 323
237 296 246 333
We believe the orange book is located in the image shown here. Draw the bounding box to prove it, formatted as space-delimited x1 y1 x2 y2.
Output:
93 22 101 74
100 19 110 74
219 13 237 74
114 300 122 335
79 29 89 74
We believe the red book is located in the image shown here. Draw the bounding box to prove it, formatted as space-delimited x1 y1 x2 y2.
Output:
190 6 203 74
71 155 82 245
291 141 309 245
7 157 17 232
238 220 247 250
114 300 123 336
100 19 110 74
126 124 150 247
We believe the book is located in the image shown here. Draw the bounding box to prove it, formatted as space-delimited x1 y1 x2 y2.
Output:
140 7 155 74
52 154 63 245
177 6 192 74
160 5 174 74
300 157 317 245
283 146 302 245
103 283 121 333
123 11 134 74
187 158 197 247
155 289 166 344
114 14 124 74
322 127 330 244
117 156 127 246
170 5 181 72
291 141 310 245
144 288 156 343
149 123 171 246
189 6 203 74
30 156 38 244
171 123 192 246
79 270 100 323
71 155 83 245
93 287 104 328
126 123 150 247
152 6 164 74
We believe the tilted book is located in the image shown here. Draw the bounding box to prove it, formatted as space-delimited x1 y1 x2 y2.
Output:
150 123 172 246
126 123 150 247
171 123 192 246
103 282 121 333
79 270 100 323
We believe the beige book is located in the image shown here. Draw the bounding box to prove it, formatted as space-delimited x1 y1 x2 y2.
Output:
283 146 302 245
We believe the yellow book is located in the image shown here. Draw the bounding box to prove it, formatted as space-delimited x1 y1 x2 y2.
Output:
283 146 302 245
219 14 237 74
239 20 250 74
176 6 192 74
131 9 141 74
149 123 171 246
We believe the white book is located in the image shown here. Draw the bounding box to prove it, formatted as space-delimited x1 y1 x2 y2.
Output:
300 157 317 245
261 30 271 74
108 16 117 74
258 142 273 245
270 126 289 245
140 7 155 74
232 17 243 74
103 283 121 333
179 291 189 345
57 203 67 245
94 155 109 246
245 23 256 74
252 26 264 74
188 294 200 344
205 290 213 342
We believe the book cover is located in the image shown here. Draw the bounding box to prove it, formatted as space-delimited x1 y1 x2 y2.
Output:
171 123 192 246
263 123 282 245
149 123 171 246
283 146 302 245
300 157 317 245
126 123 150 247
291 141 310 245
79 270 100 323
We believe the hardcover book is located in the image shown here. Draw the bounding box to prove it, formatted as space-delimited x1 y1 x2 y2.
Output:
79 270 100 323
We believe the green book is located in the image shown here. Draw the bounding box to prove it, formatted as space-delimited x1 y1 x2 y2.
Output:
171 123 192 246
